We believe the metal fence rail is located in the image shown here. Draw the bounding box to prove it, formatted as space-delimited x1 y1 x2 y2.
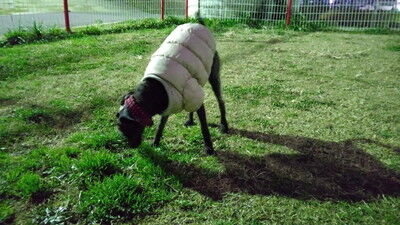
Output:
0 0 399 35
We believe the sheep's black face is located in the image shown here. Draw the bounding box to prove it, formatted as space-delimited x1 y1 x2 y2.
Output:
117 116 145 148
116 94 145 148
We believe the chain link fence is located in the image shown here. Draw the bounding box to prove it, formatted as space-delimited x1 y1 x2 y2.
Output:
0 0 399 34
0 0 185 34
199 0 400 30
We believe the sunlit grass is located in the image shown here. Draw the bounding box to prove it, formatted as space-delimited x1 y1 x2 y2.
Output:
0 26 399 224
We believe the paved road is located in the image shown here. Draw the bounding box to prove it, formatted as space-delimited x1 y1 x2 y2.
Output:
0 11 158 35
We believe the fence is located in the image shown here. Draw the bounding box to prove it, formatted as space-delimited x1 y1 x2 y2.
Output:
0 0 185 34
200 0 400 29
0 0 399 34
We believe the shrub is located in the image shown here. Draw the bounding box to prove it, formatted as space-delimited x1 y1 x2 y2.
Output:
290 14 331 31
45 27 69 40
68 130 123 151
79 26 103 35
76 151 121 182
16 172 45 198
80 174 155 222
64 147 82 158
3 22 45 45
4 28 32 45
20 147 78 175
0 203 14 224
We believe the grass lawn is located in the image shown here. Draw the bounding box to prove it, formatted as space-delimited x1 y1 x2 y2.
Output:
0 26 400 224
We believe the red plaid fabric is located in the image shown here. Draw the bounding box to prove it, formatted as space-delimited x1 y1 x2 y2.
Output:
124 96 153 127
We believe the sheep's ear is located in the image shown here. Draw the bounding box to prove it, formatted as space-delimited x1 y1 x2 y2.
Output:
117 106 136 122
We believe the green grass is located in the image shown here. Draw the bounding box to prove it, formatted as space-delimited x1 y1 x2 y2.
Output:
0 17 191 47
2 17 398 47
16 172 46 198
0 24 399 224
76 150 122 183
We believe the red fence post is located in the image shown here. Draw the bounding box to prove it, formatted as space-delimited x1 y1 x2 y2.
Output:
160 0 165 20
185 0 189 19
63 0 71 32
285 0 293 27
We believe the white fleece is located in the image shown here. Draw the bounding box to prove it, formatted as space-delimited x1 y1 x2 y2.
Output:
142 23 216 115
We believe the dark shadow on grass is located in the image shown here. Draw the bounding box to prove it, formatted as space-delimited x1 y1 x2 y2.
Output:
25 105 84 129
0 97 17 106
142 127 400 202
31 190 53 204
0 104 89 148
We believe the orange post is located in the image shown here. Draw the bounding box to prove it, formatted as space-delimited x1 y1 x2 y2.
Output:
63 0 71 32
185 0 189 19
161 0 165 20
285 0 293 26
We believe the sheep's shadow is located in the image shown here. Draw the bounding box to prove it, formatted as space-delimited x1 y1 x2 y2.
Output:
142 128 400 202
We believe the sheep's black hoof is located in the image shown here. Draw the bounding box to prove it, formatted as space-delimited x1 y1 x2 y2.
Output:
205 146 215 155
219 124 229 134
184 120 196 127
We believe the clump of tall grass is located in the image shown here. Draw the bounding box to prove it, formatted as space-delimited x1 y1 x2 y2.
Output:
2 22 69 46
79 174 152 222
0 17 193 47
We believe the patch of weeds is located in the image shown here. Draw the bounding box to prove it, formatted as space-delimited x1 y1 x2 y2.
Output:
290 14 331 32
80 26 103 35
68 130 125 151
0 17 194 47
226 85 270 99
2 23 68 46
182 129 205 147
294 99 336 111
203 18 240 32
2 168 21 195
22 147 78 175
11 105 83 129
79 174 165 223
1 147 78 203
0 202 14 224
253 117 280 129
0 151 10 169
11 106 54 126
16 172 50 202
0 97 17 106
3 22 43 45
387 44 400 52
271 101 286 108
362 27 394 35
226 84 299 106
0 116 32 147
226 84 335 110
130 40 151 55
64 147 82 158
239 12 265 29
76 150 122 183
3 28 30 45
45 27 69 40
21 148 48 171
33 205 71 225
378 128 395 139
